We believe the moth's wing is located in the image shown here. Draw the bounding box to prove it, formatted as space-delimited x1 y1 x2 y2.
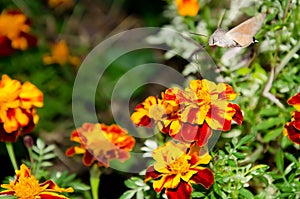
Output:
226 13 266 47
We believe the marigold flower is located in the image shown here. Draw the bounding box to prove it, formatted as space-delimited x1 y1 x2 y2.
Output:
131 79 243 146
283 92 300 144
66 123 135 167
175 0 200 17
0 10 37 56
43 40 81 66
0 164 74 199
145 141 214 199
0 75 43 142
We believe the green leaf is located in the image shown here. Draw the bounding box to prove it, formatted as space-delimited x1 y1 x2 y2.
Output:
228 159 236 167
288 170 297 183
236 134 255 149
256 118 283 131
284 162 295 175
278 193 293 198
213 183 227 198
32 146 41 154
232 137 238 146
239 188 254 199
43 145 56 153
40 161 53 167
191 191 205 198
262 128 283 143
259 106 280 117
276 148 284 173
136 190 144 199
36 138 46 149
119 190 136 199
42 153 56 160
124 179 138 189
70 181 90 191
233 152 246 159
284 153 299 164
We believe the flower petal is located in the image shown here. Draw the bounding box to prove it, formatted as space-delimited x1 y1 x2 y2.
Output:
145 165 161 181
166 182 192 199
287 92 300 111
190 168 214 189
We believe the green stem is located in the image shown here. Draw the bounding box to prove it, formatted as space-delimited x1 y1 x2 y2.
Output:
6 142 18 171
90 164 101 199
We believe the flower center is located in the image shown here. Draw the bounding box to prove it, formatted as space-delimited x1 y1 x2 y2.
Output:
197 89 211 106
169 154 190 175
13 176 43 199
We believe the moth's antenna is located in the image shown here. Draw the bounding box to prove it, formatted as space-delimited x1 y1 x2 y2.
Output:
217 10 226 28
189 32 208 37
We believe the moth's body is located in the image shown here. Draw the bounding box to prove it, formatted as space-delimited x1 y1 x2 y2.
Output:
208 13 266 48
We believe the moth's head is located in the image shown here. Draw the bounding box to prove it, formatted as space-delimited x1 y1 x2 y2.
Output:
208 29 227 46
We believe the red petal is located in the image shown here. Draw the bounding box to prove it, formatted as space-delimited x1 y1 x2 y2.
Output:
288 93 300 105
0 36 15 56
39 192 70 199
181 123 199 142
166 182 192 199
145 165 161 181
197 123 212 147
0 124 20 142
284 122 300 144
65 147 76 156
191 168 214 189
82 151 95 166
230 103 243 125
20 32 38 47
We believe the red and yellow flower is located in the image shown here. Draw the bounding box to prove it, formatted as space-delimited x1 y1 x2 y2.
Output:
0 10 37 56
283 92 300 144
0 75 43 142
0 164 74 199
43 40 81 67
145 141 214 199
66 123 135 167
175 0 200 17
131 79 243 146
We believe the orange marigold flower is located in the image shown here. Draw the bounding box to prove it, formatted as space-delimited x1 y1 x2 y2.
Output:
0 75 43 142
283 92 300 144
131 79 243 146
43 40 81 67
175 0 200 17
0 10 37 56
0 164 74 199
145 141 214 199
66 123 135 167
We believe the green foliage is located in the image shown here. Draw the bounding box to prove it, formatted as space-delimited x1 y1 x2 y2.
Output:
50 170 91 198
120 177 151 199
0 196 17 199
23 138 56 179
193 136 270 199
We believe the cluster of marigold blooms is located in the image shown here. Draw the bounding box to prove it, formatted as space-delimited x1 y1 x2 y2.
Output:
0 9 80 67
131 79 244 199
0 75 76 198
0 75 43 142
0 10 37 56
